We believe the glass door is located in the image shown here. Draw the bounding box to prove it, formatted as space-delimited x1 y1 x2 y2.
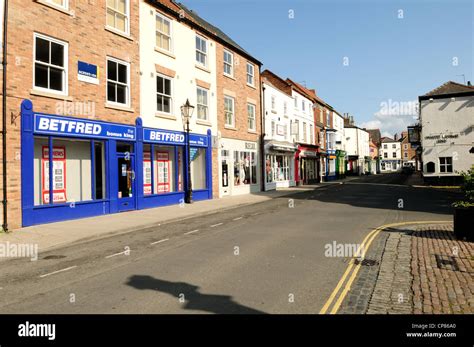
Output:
116 146 136 212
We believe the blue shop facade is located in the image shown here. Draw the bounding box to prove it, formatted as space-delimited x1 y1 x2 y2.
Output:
21 100 213 227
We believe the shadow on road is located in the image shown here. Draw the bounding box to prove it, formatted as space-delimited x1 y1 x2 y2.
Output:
274 174 462 216
126 275 265 314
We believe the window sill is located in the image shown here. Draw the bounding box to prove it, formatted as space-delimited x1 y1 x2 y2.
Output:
154 47 175 59
105 26 133 41
271 110 277 114
248 129 257 134
224 125 237 131
223 73 235 81
195 64 211 73
247 83 257 90
196 119 212 127
34 0 73 15
30 89 72 101
155 112 176 120
105 103 134 113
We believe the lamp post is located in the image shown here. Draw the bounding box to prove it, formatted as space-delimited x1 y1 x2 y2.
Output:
181 99 195 204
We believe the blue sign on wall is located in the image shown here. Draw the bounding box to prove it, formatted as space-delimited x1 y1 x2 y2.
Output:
143 128 208 147
78 61 99 84
34 114 136 140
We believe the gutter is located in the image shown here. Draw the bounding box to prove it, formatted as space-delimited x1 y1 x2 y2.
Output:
2 0 8 231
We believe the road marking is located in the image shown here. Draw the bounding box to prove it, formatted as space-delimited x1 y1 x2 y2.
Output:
251 213 260 216
105 250 129 259
39 266 77 278
184 229 199 235
150 238 169 245
233 217 243 221
320 220 451 314
210 223 223 228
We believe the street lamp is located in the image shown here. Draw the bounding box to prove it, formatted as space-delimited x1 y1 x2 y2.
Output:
181 99 195 204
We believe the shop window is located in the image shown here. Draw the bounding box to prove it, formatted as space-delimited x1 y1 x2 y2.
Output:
94 142 106 200
107 58 130 106
34 137 102 206
143 145 182 194
234 151 257 186
34 34 68 94
265 155 273 183
191 148 206 190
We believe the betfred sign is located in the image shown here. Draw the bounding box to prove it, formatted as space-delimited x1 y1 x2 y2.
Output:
34 114 136 140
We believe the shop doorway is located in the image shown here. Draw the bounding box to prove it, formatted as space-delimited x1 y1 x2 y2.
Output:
221 149 230 196
116 142 136 212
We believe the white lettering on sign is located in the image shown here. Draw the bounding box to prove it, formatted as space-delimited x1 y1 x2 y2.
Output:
37 117 102 135
148 131 185 143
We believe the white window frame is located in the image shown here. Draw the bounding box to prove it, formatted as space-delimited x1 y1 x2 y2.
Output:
271 96 276 111
33 33 68 96
439 157 453 173
156 73 173 114
247 103 256 131
283 101 287 116
309 124 314 144
106 0 130 35
196 86 209 121
223 49 234 77
302 122 307 143
155 12 172 53
224 95 235 127
45 0 69 11
196 35 208 67
106 57 131 107
246 62 255 86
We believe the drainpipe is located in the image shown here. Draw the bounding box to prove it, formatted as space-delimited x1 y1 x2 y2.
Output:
259 73 266 192
2 0 8 231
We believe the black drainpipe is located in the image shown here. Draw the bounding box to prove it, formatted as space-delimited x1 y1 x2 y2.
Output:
2 0 8 231
259 72 266 192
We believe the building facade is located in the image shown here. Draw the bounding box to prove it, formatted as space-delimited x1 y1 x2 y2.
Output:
287 80 319 185
2 0 143 228
344 116 370 175
400 131 416 168
380 137 402 172
419 81 474 184
261 70 297 191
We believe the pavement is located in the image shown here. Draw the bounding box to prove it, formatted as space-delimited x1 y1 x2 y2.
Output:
0 173 465 314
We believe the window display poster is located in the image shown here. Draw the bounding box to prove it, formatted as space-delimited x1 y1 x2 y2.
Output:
156 152 170 193
42 146 67 204
143 152 152 195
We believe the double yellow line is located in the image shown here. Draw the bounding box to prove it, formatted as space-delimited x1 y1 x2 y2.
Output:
319 220 451 314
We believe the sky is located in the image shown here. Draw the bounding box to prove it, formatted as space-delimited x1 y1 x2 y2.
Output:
181 0 473 137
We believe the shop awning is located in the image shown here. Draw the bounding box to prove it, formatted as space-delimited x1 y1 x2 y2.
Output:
266 140 298 152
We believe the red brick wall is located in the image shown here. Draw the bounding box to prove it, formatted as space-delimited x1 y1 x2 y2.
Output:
0 0 140 230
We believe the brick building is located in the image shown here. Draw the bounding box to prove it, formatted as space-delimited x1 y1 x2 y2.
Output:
1 0 140 229
183 6 262 197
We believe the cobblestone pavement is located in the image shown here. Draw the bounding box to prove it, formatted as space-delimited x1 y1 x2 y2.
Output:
412 225 474 314
340 223 474 314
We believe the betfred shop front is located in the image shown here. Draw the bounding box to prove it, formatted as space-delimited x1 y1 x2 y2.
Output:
20 100 212 227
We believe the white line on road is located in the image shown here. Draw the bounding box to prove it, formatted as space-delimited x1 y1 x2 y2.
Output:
210 223 223 228
232 217 243 221
150 238 169 245
184 229 199 235
250 213 260 216
105 250 129 259
39 266 77 278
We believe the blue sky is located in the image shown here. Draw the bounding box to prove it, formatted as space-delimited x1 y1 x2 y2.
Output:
181 0 473 137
